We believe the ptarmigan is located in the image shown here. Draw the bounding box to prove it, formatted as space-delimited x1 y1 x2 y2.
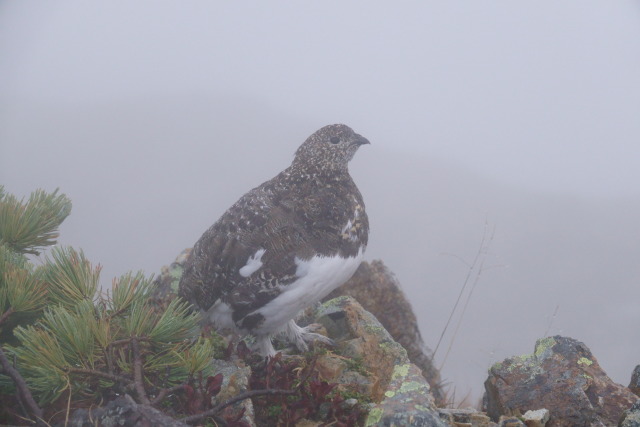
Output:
179 124 369 356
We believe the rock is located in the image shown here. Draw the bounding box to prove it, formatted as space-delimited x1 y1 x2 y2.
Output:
210 358 256 426
150 248 191 308
619 400 640 427
484 335 638 427
438 407 492 426
325 260 444 404
521 408 550 427
630 365 640 397
67 394 187 427
312 296 446 427
498 416 525 426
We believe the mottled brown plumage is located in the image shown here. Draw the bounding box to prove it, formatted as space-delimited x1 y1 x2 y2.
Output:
178 124 369 355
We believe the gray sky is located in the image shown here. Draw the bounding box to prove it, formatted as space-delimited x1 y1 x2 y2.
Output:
2 2 640 404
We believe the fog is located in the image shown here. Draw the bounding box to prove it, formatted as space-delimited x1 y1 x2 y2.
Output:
2 2 639 403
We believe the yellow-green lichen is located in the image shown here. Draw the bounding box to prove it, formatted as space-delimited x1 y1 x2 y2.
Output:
366 407 384 426
578 357 593 366
391 364 411 380
364 323 386 335
534 336 556 358
415 404 431 412
321 295 350 310
384 390 395 398
398 380 427 395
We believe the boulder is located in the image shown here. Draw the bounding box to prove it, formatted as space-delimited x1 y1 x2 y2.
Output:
312 296 446 427
484 336 638 427
68 394 187 427
619 400 640 427
150 248 191 303
630 365 640 397
437 407 492 426
325 260 444 403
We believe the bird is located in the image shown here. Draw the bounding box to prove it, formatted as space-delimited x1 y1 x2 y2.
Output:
178 124 370 357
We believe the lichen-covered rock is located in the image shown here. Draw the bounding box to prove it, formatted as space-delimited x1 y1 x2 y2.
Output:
630 365 640 397
620 400 640 427
364 363 446 427
484 336 638 427
314 296 411 401
312 296 446 426
67 394 187 427
325 260 444 404
438 407 492 426
151 249 191 300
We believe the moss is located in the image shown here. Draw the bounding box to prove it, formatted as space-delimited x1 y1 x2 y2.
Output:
344 355 369 376
365 407 384 426
267 405 282 417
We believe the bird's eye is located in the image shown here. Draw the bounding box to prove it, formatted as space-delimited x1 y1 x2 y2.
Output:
329 136 340 144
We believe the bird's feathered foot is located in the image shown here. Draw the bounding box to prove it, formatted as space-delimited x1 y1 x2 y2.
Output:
284 319 335 353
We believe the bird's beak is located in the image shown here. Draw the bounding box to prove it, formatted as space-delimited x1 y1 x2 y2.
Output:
352 135 370 146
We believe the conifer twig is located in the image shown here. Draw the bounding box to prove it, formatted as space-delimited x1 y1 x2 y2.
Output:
131 337 151 405
180 388 297 425
151 383 187 405
0 307 15 326
66 367 134 389
0 346 44 423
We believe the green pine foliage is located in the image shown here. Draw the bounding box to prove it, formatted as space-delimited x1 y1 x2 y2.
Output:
0 186 71 255
0 187 217 421
8 270 214 405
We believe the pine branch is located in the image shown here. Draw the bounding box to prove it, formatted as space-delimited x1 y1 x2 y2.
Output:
0 188 71 255
0 346 44 423
180 388 297 425
131 337 151 405
66 367 135 390
151 383 187 405
0 307 15 326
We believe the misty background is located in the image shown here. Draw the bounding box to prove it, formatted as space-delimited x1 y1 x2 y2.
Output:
2 2 639 403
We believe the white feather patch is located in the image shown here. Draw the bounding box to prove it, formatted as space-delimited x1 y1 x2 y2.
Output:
239 248 266 277
253 245 365 335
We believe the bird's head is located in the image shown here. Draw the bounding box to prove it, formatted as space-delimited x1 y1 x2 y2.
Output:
293 124 370 173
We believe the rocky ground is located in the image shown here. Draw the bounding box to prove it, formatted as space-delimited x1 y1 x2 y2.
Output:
70 255 640 426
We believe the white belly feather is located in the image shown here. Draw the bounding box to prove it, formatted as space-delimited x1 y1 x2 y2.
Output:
206 245 365 337
255 245 365 335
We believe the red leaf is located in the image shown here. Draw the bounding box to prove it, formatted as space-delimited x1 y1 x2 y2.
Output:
236 340 251 359
206 373 223 397
183 384 194 400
